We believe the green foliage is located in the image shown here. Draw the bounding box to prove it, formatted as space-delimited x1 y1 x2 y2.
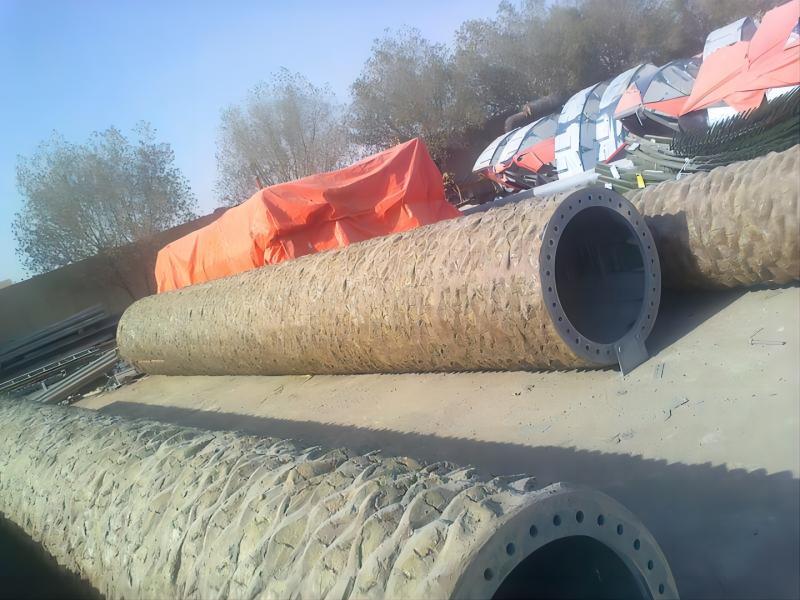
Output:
13 123 197 276
349 28 480 163
672 88 800 159
216 69 354 207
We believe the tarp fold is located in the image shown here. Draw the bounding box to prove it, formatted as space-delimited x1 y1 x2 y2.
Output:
155 138 458 292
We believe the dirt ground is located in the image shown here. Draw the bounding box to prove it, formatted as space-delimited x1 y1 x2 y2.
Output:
78 286 800 599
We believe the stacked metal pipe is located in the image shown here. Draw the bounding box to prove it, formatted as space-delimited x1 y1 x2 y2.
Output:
118 188 659 375
0 401 677 599
629 146 800 288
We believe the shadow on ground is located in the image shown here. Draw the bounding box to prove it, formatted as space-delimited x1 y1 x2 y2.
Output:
100 401 799 600
646 287 747 356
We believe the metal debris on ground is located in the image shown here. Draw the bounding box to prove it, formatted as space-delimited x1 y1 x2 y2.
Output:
663 397 690 421
654 362 665 379
749 328 787 346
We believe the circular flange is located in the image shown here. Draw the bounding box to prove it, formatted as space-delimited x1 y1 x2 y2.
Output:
539 187 661 366
451 483 679 599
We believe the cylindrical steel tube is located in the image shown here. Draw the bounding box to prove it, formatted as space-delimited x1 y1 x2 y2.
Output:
0 401 678 600
118 188 660 375
629 146 800 288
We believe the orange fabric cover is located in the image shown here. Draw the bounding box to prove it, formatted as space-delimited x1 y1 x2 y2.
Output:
614 85 643 118
681 0 800 114
644 96 690 117
513 138 556 173
155 138 459 292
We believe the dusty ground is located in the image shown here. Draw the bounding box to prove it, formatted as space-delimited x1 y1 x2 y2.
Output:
78 286 800 599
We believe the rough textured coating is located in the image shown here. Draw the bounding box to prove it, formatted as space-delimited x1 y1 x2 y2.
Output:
0 401 676 600
629 146 800 288
119 196 588 375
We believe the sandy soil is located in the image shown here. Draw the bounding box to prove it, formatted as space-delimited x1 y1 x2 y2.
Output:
78 286 800 599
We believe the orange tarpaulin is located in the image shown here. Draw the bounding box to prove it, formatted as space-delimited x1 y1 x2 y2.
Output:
681 0 800 115
512 138 556 173
155 138 459 292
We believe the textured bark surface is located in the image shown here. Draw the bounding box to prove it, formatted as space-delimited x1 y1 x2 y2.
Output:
0 401 676 600
119 196 588 376
629 146 800 288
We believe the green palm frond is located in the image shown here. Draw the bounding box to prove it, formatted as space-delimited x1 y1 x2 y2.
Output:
671 88 800 159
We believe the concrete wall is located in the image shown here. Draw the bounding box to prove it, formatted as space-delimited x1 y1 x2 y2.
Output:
0 211 223 346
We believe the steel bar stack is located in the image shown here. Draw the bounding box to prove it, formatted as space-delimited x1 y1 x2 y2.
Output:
0 305 120 402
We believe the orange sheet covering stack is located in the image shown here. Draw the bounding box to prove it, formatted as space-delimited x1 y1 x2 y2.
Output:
681 0 800 115
155 138 459 292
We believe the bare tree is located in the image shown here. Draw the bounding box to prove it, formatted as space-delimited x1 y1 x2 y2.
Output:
215 70 355 207
349 28 481 164
13 123 197 295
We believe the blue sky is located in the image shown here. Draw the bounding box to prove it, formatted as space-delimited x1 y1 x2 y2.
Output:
0 0 499 282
